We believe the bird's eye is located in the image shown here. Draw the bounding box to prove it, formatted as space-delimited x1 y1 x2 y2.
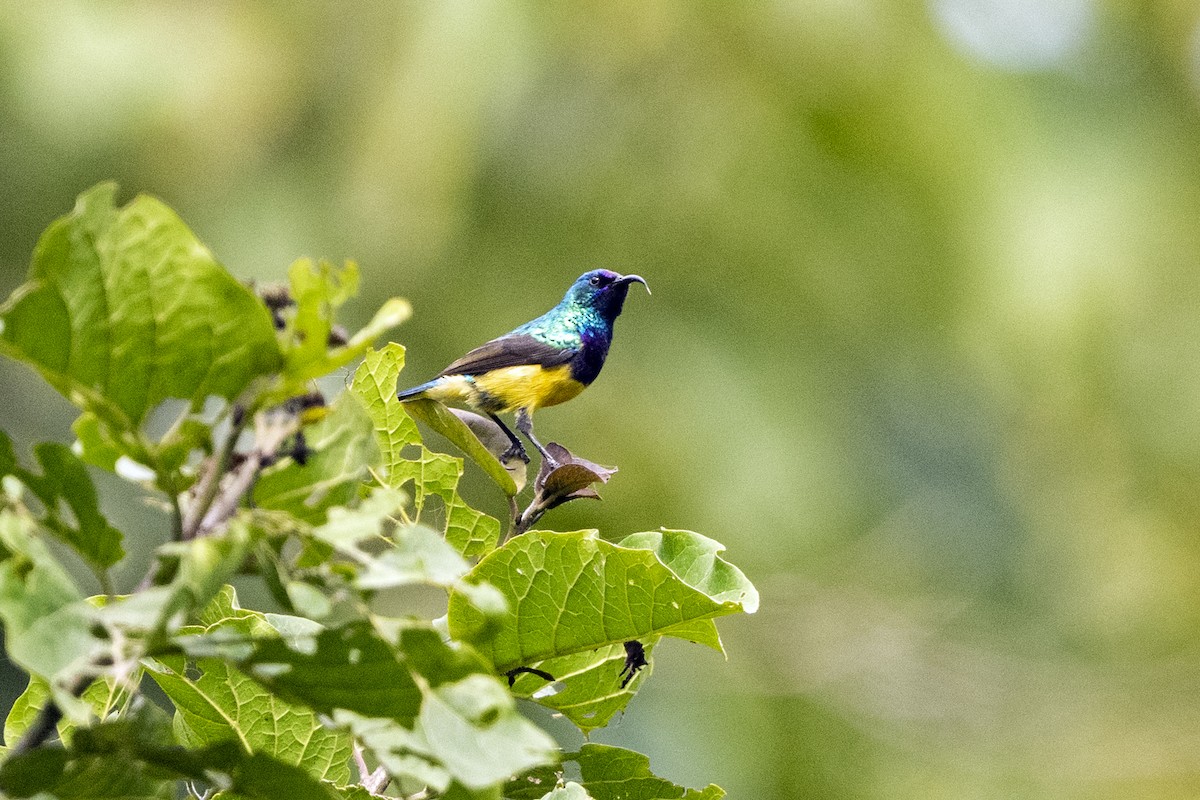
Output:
589 275 602 286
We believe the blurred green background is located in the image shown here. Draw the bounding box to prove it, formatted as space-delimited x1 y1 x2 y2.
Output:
4 1 1200 797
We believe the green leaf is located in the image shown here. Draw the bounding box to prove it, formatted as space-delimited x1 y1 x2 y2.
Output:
348 673 557 793
0 507 99 689
660 618 724 653
444 494 502 559
349 347 503 556
158 590 526 793
3 673 52 746
389 445 462 514
144 595 353 785
28 442 125 570
342 714 451 794
0 182 282 429
5 670 140 747
349 344 421 472
0 431 125 573
209 751 352 800
146 656 353 785
355 524 472 590
573 744 725 800
254 392 379 524
304 487 498 611
446 530 754 671
281 260 411 387
509 639 657 733
617 530 760 614
387 447 502 558
236 621 424 727
330 628 554 794
309 485 405 553
421 673 559 789
405 399 519 496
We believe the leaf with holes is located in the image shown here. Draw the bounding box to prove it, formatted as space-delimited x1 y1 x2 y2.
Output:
349 344 420 477
385 445 501 559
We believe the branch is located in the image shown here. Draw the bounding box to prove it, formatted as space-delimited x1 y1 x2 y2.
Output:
180 404 250 540
194 410 299 537
354 743 390 795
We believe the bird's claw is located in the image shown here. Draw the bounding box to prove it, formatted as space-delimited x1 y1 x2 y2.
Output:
502 444 531 465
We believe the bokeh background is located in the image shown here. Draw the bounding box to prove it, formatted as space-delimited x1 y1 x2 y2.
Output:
4 1 1200 797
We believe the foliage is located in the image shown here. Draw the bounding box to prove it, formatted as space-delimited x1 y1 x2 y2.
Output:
0 186 755 799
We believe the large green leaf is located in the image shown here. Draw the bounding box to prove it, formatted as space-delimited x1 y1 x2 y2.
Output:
0 183 282 430
446 530 756 671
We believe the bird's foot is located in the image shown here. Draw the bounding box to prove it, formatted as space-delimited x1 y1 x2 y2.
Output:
502 443 531 465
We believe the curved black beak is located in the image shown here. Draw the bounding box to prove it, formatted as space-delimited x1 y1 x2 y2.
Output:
617 274 651 295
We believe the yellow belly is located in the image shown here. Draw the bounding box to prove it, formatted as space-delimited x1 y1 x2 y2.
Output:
473 364 586 412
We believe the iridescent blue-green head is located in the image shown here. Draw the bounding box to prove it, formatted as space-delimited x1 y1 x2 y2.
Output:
562 269 650 323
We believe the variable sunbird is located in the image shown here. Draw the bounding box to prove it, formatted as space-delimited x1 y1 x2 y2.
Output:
397 269 649 464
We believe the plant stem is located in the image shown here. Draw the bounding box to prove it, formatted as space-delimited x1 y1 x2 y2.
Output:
181 404 250 540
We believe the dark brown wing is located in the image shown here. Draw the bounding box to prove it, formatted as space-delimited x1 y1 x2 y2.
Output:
439 333 576 377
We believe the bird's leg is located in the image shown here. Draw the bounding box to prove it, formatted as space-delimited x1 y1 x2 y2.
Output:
516 408 555 466
488 413 530 464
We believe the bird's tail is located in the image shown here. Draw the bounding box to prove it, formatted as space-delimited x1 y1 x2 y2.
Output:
396 379 440 402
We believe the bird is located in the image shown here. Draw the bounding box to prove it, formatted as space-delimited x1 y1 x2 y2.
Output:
397 269 649 465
